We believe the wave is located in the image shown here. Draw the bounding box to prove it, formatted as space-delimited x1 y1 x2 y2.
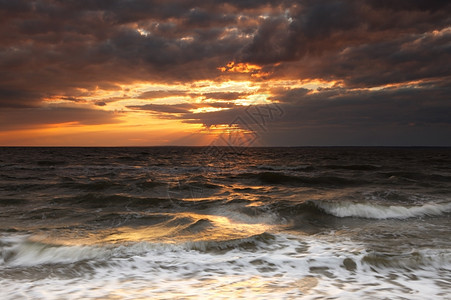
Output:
179 219 214 234
2 231 448 278
235 171 363 186
380 171 451 183
362 250 451 269
211 205 281 225
184 232 276 252
1 237 112 267
254 165 315 172
323 164 381 171
52 194 180 209
90 212 174 228
0 232 276 267
312 200 451 219
1 232 449 300
0 198 28 206
36 160 67 166
74 179 119 191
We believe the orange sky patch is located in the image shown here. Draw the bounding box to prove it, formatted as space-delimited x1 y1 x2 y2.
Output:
219 62 262 73
0 77 342 146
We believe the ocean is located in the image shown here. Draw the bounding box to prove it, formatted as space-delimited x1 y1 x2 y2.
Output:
0 147 450 299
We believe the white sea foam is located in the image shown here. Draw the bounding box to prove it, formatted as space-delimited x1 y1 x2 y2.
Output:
1 233 450 300
313 200 451 219
211 205 282 225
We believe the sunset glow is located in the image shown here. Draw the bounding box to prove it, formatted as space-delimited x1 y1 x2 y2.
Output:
0 2 449 146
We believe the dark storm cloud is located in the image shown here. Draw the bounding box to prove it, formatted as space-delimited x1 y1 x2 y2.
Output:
174 84 451 145
0 0 261 108
163 84 450 127
366 0 450 12
274 86 451 127
2 0 449 103
293 28 451 87
0 88 44 108
242 0 451 63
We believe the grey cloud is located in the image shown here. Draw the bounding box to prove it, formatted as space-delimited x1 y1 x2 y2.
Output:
366 0 450 12
201 92 249 100
171 85 451 141
241 0 451 67
2 0 448 104
127 103 199 114
0 107 120 130
127 101 236 114
137 90 188 99
0 89 44 108
197 86 451 146
0 0 261 108
307 30 451 87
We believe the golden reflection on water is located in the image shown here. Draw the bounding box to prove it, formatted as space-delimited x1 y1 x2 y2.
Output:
34 212 274 246
102 212 273 244
102 275 318 299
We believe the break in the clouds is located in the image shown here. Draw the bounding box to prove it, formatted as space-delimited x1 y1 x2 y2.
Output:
0 0 450 145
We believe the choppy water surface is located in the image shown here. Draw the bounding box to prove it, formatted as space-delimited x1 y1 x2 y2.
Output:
0 147 450 299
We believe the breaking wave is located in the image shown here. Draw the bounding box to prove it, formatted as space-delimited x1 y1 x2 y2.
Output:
312 200 451 219
0 232 277 267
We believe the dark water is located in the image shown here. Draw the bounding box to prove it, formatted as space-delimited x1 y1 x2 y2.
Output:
0 147 450 299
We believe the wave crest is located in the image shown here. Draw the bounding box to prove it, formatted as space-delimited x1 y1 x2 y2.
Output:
1 238 111 267
312 201 451 219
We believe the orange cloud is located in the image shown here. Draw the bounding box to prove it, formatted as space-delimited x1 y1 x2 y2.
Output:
219 61 262 73
219 62 273 79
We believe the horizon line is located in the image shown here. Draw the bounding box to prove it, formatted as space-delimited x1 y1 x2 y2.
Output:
1 145 450 148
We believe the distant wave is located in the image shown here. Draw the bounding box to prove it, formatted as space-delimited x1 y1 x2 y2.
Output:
37 160 67 166
52 194 188 209
312 200 451 219
254 165 315 172
254 164 382 172
323 164 382 171
235 171 364 186
380 171 451 183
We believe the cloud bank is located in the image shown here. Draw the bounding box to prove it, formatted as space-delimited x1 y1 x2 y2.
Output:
0 0 450 145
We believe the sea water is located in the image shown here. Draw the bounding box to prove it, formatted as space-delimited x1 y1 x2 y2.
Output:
0 147 450 299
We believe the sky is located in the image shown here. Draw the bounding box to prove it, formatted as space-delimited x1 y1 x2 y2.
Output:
0 0 450 146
